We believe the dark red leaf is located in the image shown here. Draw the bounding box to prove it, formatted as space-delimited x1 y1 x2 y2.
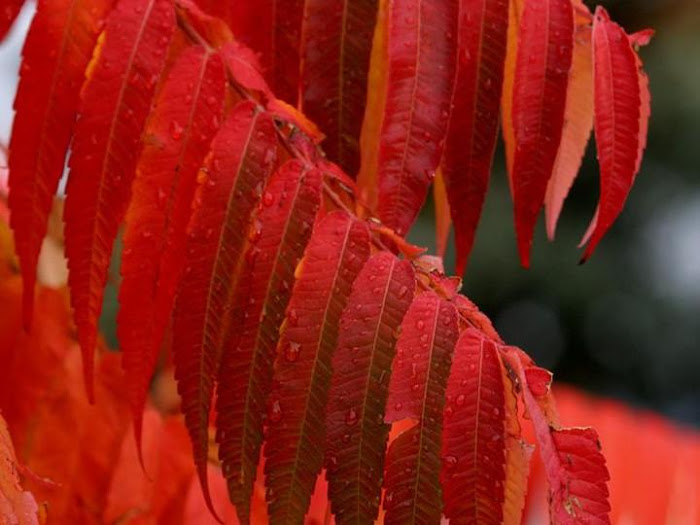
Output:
325 252 415 523
172 100 278 518
216 161 322 523
442 0 509 275
441 328 507 524
264 211 370 523
117 46 225 455
63 0 176 400
510 0 574 267
383 292 459 523
300 0 378 176
8 0 111 329
376 0 458 237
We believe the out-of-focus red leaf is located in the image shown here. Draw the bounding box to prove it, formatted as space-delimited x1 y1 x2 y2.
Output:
510 0 574 267
172 100 278 518
376 0 458 237
264 212 370 523
0 413 39 525
216 162 322 522
118 46 226 456
300 0 378 176
383 292 459 523
544 1 594 240
442 0 509 275
325 252 415 523
441 327 507 523
8 0 111 329
103 409 194 524
0 0 24 42
580 7 653 261
63 0 175 400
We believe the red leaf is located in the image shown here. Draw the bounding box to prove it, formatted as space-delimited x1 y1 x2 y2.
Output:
441 328 507 523
220 40 273 99
376 0 458 237
0 413 39 525
299 0 378 176
63 0 176 400
264 211 370 523
544 1 594 240
383 292 459 523
581 7 652 261
172 100 278 518
0 0 24 42
510 0 574 267
219 0 304 105
441 0 509 275
8 0 111 329
506 350 611 524
117 46 225 455
325 252 415 523
216 161 322 522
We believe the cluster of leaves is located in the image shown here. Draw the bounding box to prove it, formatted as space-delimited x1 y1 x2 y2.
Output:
3 0 651 523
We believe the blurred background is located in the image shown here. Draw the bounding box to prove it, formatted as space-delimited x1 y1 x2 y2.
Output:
0 0 697 425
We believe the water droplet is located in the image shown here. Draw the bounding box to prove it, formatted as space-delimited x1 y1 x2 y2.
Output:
456 394 466 406
492 407 500 417
169 120 184 140
415 319 425 330
345 408 358 426
263 191 275 206
284 341 300 362
444 455 458 470
398 285 409 298
249 219 263 243
444 406 454 419
268 400 282 423
288 309 299 326
394 402 403 411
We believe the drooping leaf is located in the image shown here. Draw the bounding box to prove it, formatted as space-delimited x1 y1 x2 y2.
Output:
441 0 509 275
325 252 415 524
376 0 458 237
441 328 507 524
383 292 459 524
510 0 574 267
299 0 378 176
264 211 370 524
117 46 226 453
504 349 611 524
0 0 24 42
216 161 322 523
8 0 111 329
544 1 594 240
172 100 278 517
580 7 652 261
63 0 176 400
